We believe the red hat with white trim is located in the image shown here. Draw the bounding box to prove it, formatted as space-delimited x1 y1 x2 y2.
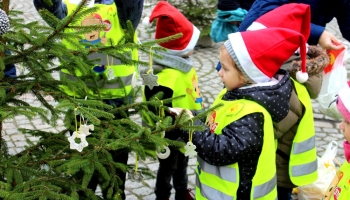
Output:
224 28 307 83
247 3 311 83
337 81 350 122
147 1 200 56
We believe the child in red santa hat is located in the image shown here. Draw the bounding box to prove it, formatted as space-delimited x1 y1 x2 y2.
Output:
140 1 203 200
174 25 313 199
246 4 332 199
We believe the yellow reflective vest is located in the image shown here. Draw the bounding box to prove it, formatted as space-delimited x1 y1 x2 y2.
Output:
288 79 318 186
329 161 350 200
156 67 204 110
61 1 138 99
195 89 277 200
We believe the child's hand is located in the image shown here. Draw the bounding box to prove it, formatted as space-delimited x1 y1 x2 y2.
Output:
169 108 193 118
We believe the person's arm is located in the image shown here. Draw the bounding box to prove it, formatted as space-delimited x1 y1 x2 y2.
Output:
181 113 264 166
33 0 67 20
309 24 344 51
238 0 289 31
114 0 144 30
335 0 350 43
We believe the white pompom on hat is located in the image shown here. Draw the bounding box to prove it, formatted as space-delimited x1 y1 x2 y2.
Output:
224 28 308 84
247 3 311 83
147 1 200 56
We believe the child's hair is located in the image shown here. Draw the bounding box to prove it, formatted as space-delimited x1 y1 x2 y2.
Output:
220 45 252 85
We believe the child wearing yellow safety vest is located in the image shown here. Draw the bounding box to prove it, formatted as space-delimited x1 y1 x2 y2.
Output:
328 81 350 200
245 4 323 199
141 1 203 200
174 26 313 199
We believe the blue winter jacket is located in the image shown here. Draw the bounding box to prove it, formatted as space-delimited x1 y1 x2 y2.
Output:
33 0 144 30
238 0 350 45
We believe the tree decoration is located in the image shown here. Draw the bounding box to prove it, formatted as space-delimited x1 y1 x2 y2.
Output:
141 46 159 90
184 120 197 156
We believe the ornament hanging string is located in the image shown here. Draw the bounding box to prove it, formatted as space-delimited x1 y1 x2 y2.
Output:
189 118 194 143
147 46 155 74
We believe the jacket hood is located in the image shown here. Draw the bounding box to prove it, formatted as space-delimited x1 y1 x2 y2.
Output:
223 69 292 122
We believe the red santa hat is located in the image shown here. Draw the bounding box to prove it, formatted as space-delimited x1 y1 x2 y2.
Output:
247 3 311 83
146 1 200 56
337 81 350 122
224 28 308 83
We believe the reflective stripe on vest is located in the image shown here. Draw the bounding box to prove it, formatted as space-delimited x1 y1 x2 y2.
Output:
195 89 277 200
289 79 318 185
62 1 138 99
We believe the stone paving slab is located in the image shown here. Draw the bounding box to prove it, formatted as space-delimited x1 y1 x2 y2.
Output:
2 1 350 200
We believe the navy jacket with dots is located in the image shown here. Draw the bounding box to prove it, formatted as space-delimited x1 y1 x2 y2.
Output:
181 69 292 200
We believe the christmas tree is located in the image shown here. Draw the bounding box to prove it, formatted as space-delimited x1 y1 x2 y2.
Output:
0 0 207 199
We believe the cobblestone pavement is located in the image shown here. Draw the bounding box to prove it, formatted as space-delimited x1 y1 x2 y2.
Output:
4 1 350 200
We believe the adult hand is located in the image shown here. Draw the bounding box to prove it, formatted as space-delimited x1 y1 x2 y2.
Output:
318 30 345 50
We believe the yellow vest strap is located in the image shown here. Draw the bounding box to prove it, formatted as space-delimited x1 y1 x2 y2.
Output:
253 174 277 199
196 176 234 200
198 157 237 183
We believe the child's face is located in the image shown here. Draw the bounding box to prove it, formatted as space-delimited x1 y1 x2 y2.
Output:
340 118 350 142
218 47 245 91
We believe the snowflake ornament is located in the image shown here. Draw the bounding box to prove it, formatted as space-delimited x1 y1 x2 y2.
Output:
141 71 159 90
67 124 94 152
68 131 88 152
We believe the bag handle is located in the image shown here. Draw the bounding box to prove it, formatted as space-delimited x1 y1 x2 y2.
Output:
321 141 338 161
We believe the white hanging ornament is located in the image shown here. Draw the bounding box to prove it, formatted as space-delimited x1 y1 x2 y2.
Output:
142 46 159 90
141 71 159 90
156 145 171 159
78 124 94 136
184 141 197 156
155 123 170 159
185 127 197 157
107 68 115 80
68 131 88 152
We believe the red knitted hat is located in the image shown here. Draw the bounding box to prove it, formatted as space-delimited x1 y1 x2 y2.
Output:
224 28 307 83
337 81 350 122
247 3 311 83
148 1 200 56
